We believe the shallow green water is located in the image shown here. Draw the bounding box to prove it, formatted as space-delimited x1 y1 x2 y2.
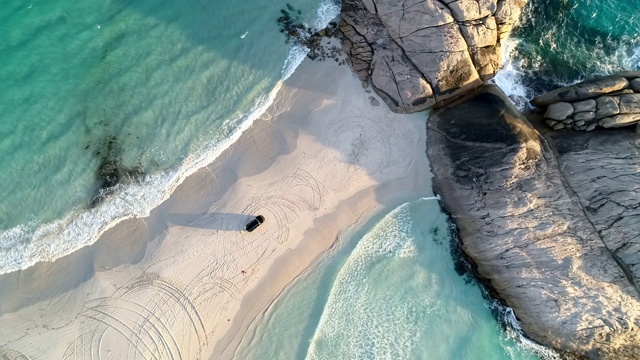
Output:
0 0 339 273
236 199 554 359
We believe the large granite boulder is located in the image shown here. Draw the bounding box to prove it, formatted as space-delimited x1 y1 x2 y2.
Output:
533 73 640 131
340 0 528 113
595 96 620 120
599 114 640 128
544 101 573 120
573 99 597 112
427 85 640 358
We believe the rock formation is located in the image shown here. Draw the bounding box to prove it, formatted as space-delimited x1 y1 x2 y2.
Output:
339 0 528 113
427 85 640 358
535 116 640 297
532 72 640 132
277 6 345 63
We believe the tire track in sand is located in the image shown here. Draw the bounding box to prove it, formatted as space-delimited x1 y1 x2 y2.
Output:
0 349 30 360
64 276 207 360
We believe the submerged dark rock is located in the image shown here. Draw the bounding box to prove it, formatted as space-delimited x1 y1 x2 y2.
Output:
427 85 640 359
276 3 343 63
90 135 144 206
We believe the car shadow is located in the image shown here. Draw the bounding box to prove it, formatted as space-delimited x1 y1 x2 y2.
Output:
167 212 253 232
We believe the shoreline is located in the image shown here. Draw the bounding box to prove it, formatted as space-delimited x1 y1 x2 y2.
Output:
213 158 431 359
0 58 431 358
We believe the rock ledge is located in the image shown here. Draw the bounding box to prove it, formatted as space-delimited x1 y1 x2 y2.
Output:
532 72 640 132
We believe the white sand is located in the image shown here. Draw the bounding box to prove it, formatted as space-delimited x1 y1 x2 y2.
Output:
0 59 431 359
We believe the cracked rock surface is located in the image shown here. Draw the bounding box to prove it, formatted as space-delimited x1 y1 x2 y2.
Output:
427 85 640 358
340 0 527 113
538 121 640 292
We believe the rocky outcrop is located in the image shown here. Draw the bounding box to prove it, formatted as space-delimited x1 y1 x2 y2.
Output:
536 117 640 297
340 0 528 113
427 85 640 358
532 72 640 131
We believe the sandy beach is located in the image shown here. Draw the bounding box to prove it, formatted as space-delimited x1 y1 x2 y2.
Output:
0 59 431 359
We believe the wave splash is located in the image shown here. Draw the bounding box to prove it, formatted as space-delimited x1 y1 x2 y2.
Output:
491 302 562 360
494 0 640 110
491 38 537 111
0 0 341 275
280 0 340 79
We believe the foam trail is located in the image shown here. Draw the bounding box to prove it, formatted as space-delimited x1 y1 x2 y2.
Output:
0 0 342 275
618 43 640 71
420 195 440 202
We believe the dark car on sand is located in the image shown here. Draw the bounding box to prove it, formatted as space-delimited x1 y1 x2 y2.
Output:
244 215 265 232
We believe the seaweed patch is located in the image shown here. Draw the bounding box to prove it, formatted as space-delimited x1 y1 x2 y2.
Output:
89 135 144 207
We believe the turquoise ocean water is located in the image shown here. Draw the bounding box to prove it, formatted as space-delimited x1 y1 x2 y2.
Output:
0 0 339 274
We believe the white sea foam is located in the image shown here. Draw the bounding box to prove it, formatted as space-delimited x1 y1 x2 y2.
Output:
305 203 423 359
313 0 340 30
0 0 342 275
492 38 536 111
499 305 562 360
419 195 440 202
616 42 640 72
281 44 309 80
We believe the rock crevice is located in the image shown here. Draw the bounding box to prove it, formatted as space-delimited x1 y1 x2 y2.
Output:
340 0 527 112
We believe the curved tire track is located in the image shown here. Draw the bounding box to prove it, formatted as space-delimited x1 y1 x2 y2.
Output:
65 276 207 360
0 349 30 360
